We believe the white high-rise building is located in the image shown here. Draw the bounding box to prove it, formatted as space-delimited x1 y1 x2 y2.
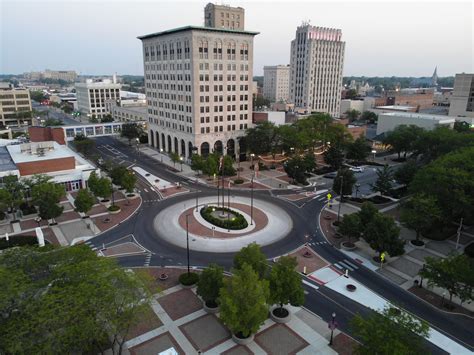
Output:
290 23 345 117
449 73 474 120
139 5 258 160
75 77 121 118
263 65 290 103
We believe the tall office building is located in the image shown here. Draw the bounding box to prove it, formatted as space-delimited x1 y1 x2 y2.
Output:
449 73 474 119
0 83 32 127
139 5 257 159
204 3 245 30
263 65 290 103
75 77 121 119
290 23 345 117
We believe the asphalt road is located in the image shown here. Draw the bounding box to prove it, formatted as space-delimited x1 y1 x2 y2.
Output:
85 136 473 353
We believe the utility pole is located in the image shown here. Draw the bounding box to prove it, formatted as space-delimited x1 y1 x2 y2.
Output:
250 176 254 225
186 214 190 275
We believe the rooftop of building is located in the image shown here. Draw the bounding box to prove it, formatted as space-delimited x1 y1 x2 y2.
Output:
114 105 147 114
138 25 259 40
75 79 121 88
0 146 19 173
6 141 93 168
376 105 415 111
381 112 456 122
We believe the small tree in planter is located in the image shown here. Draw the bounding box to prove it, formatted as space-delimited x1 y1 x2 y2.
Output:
339 213 362 248
121 170 137 196
178 272 199 287
74 189 95 217
269 256 304 319
400 194 441 246
170 152 181 169
219 263 269 341
358 202 379 226
197 263 224 309
363 213 404 260
233 243 268 279
89 173 112 202
109 165 128 187
32 182 65 225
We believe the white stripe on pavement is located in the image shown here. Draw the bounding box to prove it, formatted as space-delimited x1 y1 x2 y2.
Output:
338 261 355 271
302 279 319 291
343 259 359 269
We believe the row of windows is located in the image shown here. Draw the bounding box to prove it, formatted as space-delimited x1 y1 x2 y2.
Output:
144 40 191 62
145 63 191 72
199 104 249 113
147 73 192 81
199 63 249 71
199 94 249 102
199 113 249 124
200 123 247 134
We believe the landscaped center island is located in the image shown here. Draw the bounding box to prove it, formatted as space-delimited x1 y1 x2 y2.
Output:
200 206 248 230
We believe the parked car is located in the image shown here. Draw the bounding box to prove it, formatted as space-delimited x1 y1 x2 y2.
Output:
350 166 364 173
323 172 338 179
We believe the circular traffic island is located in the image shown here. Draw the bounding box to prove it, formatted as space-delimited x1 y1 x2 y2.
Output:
200 206 248 230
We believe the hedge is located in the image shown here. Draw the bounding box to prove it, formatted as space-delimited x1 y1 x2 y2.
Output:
179 272 199 286
200 206 248 230
0 235 42 250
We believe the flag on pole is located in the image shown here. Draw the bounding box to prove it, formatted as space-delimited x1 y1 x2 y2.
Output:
254 162 259 178
219 156 224 172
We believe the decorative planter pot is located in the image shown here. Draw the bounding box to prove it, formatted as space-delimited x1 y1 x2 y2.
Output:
159 273 169 281
127 193 139 200
409 240 425 249
232 333 254 346
270 307 292 324
341 241 356 251
99 199 111 206
180 283 195 289
203 301 220 314
108 207 121 214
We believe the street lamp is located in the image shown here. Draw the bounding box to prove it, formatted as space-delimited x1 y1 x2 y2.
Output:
419 264 425 288
180 156 183 172
337 171 344 223
355 183 360 198
250 176 254 225
329 312 337 346
160 148 164 163
136 138 140 155
250 153 255 168
371 149 377 161
441 291 446 307
186 214 190 275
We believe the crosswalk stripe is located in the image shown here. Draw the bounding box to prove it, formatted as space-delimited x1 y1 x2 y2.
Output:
302 279 319 290
343 259 358 269
338 261 355 271
333 263 344 270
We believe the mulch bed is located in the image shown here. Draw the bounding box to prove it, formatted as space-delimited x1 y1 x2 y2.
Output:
408 286 474 317
134 267 182 291
331 333 359 355
288 246 329 274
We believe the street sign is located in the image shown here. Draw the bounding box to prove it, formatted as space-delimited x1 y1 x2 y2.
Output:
327 193 332 200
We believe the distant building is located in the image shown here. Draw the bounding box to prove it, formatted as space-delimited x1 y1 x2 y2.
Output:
263 65 290 103
448 73 474 119
24 70 77 82
0 83 32 128
376 88 435 110
340 99 364 115
112 105 147 123
204 2 244 30
252 111 286 126
376 112 455 135
290 24 345 117
75 76 122 119
139 4 258 160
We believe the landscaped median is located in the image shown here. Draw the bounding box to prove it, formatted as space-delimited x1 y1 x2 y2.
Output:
200 205 248 230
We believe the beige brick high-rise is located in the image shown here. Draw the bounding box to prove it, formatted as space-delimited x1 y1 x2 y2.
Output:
290 24 345 117
0 83 32 127
204 3 245 30
139 12 258 159
263 65 290 103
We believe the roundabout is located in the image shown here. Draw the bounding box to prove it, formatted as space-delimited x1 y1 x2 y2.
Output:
153 196 293 252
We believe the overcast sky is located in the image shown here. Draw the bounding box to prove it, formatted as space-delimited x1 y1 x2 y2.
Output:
1 0 472 77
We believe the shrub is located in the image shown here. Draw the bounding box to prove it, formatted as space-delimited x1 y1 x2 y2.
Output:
200 206 248 230
0 235 44 250
464 243 474 258
108 205 120 212
234 179 244 184
0 211 5 220
179 272 199 286
20 203 37 215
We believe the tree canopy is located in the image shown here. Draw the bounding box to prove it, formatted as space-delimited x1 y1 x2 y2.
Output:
233 243 268 279
74 188 95 215
268 256 304 311
363 213 404 258
333 168 356 196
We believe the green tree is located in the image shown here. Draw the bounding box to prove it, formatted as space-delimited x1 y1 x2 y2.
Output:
169 152 181 168
453 121 471 133
372 165 394 195
31 181 65 223
220 155 236 176
284 156 308 185
323 144 344 170
363 213 404 258
43 117 64 126
345 89 358 99
120 123 143 145
233 243 268 279
358 202 379 227
121 170 137 194
2 175 24 219
269 256 304 315
73 134 95 155
245 121 278 155
0 245 151 354
419 254 474 305
30 90 47 102
252 95 271 110
361 111 378 124
394 160 418 185
400 194 442 242
88 172 112 200
219 263 269 338
202 154 219 177
383 125 424 159
0 189 13 218
190 154 204 174
333 168 356 197
339 213 362 243
345 109 360 122
351 306 429 355
74 188 95 215
100 114 114 123
109 165 128 186
197 263 224 308
346 137 370 161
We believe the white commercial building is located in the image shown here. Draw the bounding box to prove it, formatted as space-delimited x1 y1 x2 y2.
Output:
448 73 474 120
75 77 122 119
139 4 258 160
376 112 455 135
340 99 364 115
290 23 345 117
263 65 290 103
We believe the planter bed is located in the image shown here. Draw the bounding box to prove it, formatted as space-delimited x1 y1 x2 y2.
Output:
341 241 356 251
200 206 248 230
270 307 291 323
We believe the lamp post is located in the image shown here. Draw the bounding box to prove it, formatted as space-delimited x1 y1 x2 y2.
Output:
419 264 425 288
195 177 199 212
160 148 164 163
180 156 183 172
337 171 344 223
355 183 360 198
135 138 140 155
441 291 446 307
329 312 337 346
371 149 377 161
186 214 190 275
250 176 254 225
